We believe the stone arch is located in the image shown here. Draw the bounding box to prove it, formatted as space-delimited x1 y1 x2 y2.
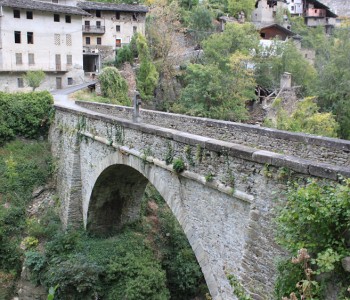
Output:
83 151 222 298
87 164 148 235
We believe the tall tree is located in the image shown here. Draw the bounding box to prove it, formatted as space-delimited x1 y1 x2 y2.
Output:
136 34 159 101
317 28 350 139
202 23 260 70
227 0 255 19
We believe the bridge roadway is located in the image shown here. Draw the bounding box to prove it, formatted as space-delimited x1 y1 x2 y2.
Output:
50 86 350 300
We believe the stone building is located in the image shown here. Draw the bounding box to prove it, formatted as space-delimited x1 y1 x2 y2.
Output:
76 1 148 74
252 0 289 27
0 0 89 92
303 0 337 33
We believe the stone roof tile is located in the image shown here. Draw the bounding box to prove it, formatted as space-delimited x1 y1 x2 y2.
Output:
0 0 90 16
77 1 148 13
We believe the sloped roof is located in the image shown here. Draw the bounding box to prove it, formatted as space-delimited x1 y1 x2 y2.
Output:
77 1 148 13
306 0 337 18
0 0 90 15
259 23 296 36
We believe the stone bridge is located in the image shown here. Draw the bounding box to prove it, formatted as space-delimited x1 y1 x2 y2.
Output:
50 100 350 300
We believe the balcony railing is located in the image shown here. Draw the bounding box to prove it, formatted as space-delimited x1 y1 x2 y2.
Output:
83 25 105 34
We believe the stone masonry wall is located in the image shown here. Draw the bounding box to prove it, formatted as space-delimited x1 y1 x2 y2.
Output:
50 105 348 300
76 101 350 167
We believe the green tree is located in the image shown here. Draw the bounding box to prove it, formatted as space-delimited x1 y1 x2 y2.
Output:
202 23 260 70
227 0 255 19
255 40 317 94
25 70 46 91
175 51 255 121
136 34 159 101
188 6 214 46
115 45 133 66
317 28 350 139
99 67 131 105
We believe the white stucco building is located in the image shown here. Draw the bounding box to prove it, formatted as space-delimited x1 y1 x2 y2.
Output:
286 0 303 16
0 0 89 91
77 1 148 74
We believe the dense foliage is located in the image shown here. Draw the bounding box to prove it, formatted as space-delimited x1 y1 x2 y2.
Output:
275 179 350 299
0 91 53 145
316 28 350 140
24 185 207 299
0 140 53 297
136 34 159 101
99 67 131 105
265 97 339 138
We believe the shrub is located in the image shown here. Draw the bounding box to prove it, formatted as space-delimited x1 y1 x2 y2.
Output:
275 179 350 298
0 140 52 274
98 67 131 105
116 45 133 66
172 158 185 173
0 91 53 144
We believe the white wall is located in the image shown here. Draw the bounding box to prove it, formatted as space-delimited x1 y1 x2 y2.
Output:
82 10 146 60
0 6 84 91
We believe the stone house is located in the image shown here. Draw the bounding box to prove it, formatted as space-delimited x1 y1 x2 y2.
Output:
76 1 148 75
252 0 290 28
0 0 89 92
302 0 337 33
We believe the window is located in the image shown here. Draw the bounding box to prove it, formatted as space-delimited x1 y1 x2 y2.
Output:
115 38 121 47
67 77 73 85
86 37 91 45
14 31 21 43
52 0 59 3
15 53 22 65
291 5 294 11
116 12 120 20
67 54 72 65
96 21 101 28
28 53 35 65
13 10 20 18
116 25 120 32
17 78 24 88
54 34 60 45
96 10 101 17
27 32 34 44
132 13 137 21
26 11 33 19
133 26 137 33
65 15 71 23
54 14 60 22
66 34 72 46
97 37 102 45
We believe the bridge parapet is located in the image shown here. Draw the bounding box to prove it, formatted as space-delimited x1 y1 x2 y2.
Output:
76 101 350 167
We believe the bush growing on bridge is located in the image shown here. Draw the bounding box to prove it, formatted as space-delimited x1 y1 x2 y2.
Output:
0 91 53 145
